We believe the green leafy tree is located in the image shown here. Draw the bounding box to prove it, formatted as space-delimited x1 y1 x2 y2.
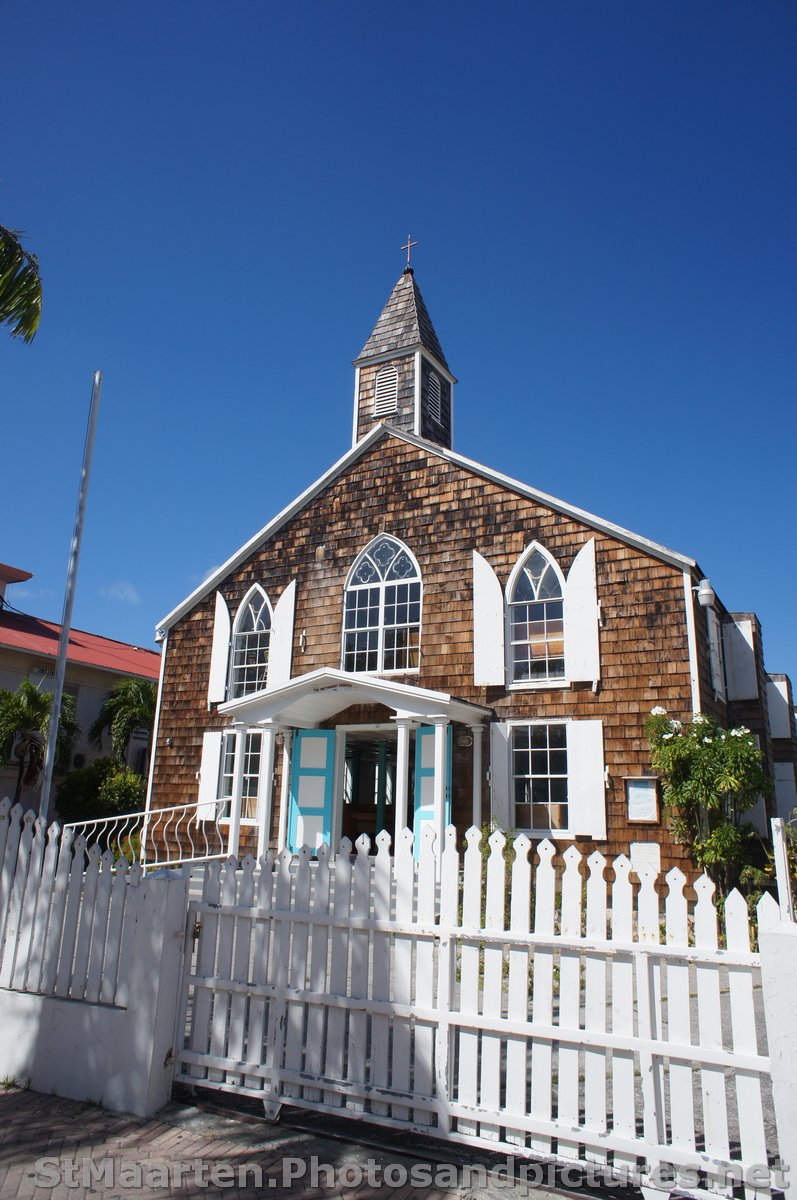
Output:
645 708 771 891
0 225 42 342
0 680 78 804
89 678 157 769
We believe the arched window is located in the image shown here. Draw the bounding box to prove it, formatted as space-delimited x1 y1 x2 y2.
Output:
229 585 272 698
342 536 421 673
507 545 565 683
374 365 398 416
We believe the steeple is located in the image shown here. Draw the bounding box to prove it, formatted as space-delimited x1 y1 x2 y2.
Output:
352 266 456 448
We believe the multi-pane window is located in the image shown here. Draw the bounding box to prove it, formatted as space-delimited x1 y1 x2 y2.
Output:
508 547 565 683
230 586 271 699
343 536 421 673
218 729 261 822
512 723 568 831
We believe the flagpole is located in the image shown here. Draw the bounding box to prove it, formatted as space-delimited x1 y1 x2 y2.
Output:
40 370 103 818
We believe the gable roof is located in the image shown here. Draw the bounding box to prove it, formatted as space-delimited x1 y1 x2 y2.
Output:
157 423 696 635
0 609 161 678
218 666 492 728
355 269 450 371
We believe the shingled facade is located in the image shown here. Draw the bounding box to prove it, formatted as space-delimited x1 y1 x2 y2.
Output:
147 269 797 876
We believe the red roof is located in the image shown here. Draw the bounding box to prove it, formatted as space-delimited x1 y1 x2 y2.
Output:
0 563 33 586
0 610 161 679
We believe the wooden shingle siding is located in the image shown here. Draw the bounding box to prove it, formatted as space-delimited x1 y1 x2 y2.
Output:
152 436 701 872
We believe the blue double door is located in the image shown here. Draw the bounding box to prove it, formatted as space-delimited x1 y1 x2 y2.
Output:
287 726 451 854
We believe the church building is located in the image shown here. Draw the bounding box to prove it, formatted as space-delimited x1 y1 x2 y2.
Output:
146 264 797 876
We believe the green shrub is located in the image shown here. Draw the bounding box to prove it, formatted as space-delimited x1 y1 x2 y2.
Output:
98 765 146 814
54 758 118 825
55 759 145 826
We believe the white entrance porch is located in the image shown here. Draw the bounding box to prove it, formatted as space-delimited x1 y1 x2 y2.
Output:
216 667 491 860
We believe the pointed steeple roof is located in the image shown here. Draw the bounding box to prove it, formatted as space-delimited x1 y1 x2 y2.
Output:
355 268 450 371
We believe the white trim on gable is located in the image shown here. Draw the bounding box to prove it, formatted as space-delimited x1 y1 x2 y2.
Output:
156 425 697 637
682 571 701 714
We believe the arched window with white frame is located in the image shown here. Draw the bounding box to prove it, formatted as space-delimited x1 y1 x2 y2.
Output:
507 544 565 683
229 584 272 698
342 535 421 673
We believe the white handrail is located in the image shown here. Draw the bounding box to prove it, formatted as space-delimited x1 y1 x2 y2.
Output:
63 800 227 872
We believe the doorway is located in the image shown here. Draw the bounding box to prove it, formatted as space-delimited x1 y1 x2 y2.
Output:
341 728 401 846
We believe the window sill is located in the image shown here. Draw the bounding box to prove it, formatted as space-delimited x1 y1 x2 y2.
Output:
507 680 570 693
341 667 421 679
218 817 259 827
514 827 574 839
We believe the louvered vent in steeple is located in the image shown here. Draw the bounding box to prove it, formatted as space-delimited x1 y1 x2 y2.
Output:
374 365 398 416
427 371 441 424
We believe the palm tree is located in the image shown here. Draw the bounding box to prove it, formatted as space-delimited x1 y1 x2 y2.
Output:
0 681 79 804
89 678 158 770
0 225 42 342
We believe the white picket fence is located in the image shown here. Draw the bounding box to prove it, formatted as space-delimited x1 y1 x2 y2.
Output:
0 798 143 1005
176 826 782 1196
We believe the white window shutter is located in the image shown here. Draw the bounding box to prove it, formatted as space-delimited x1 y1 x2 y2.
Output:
197 731 222 820
207 592 231 707
566 719 606 839
564 538 600 686
267 579 296 690
490 721 511 830
472 551 505 685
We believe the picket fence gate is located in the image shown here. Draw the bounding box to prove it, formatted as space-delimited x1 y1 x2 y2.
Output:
176 825 782 1197
0 799 141 1007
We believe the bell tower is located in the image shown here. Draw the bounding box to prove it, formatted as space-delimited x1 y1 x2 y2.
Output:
352 259 456 448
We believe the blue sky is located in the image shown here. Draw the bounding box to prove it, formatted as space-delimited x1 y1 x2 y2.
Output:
2 2 795 681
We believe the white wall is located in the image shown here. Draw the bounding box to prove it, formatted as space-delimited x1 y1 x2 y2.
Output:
767 678 793 740
0 871 187 1117
722 618 758 700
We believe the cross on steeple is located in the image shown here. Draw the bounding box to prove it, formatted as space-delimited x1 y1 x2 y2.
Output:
400 234 418 267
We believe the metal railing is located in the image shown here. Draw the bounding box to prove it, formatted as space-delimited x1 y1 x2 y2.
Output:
62 801 227 872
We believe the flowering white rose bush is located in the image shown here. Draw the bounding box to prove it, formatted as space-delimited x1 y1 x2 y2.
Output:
645 710 771 890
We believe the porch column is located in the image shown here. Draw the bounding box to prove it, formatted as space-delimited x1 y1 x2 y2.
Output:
255 722 278 860
227 725 246 861
276 730 293 853
393 717 414 841
375 739 389 837
432 716 449 871
470 724 483 831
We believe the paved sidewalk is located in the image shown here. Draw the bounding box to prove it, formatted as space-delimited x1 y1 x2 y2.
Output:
0 1086 595 1199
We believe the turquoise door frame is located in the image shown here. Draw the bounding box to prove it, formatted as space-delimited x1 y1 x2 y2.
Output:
287 729 336 853
413 724 452 858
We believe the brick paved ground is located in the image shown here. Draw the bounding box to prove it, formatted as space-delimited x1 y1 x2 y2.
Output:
0 1087 592 1199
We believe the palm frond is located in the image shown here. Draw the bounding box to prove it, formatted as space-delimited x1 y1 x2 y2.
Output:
0 225 42 343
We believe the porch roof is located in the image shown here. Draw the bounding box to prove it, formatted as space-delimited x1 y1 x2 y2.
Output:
217 667 492 729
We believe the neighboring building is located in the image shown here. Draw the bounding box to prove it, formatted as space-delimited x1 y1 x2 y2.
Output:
147 268 797 875
0 563 162 810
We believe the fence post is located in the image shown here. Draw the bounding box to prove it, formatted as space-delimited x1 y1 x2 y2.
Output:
118 868 190 1116
771 818 795 923
759 902 797 1188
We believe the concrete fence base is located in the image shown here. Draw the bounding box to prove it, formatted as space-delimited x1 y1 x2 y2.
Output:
0 872 188 1117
